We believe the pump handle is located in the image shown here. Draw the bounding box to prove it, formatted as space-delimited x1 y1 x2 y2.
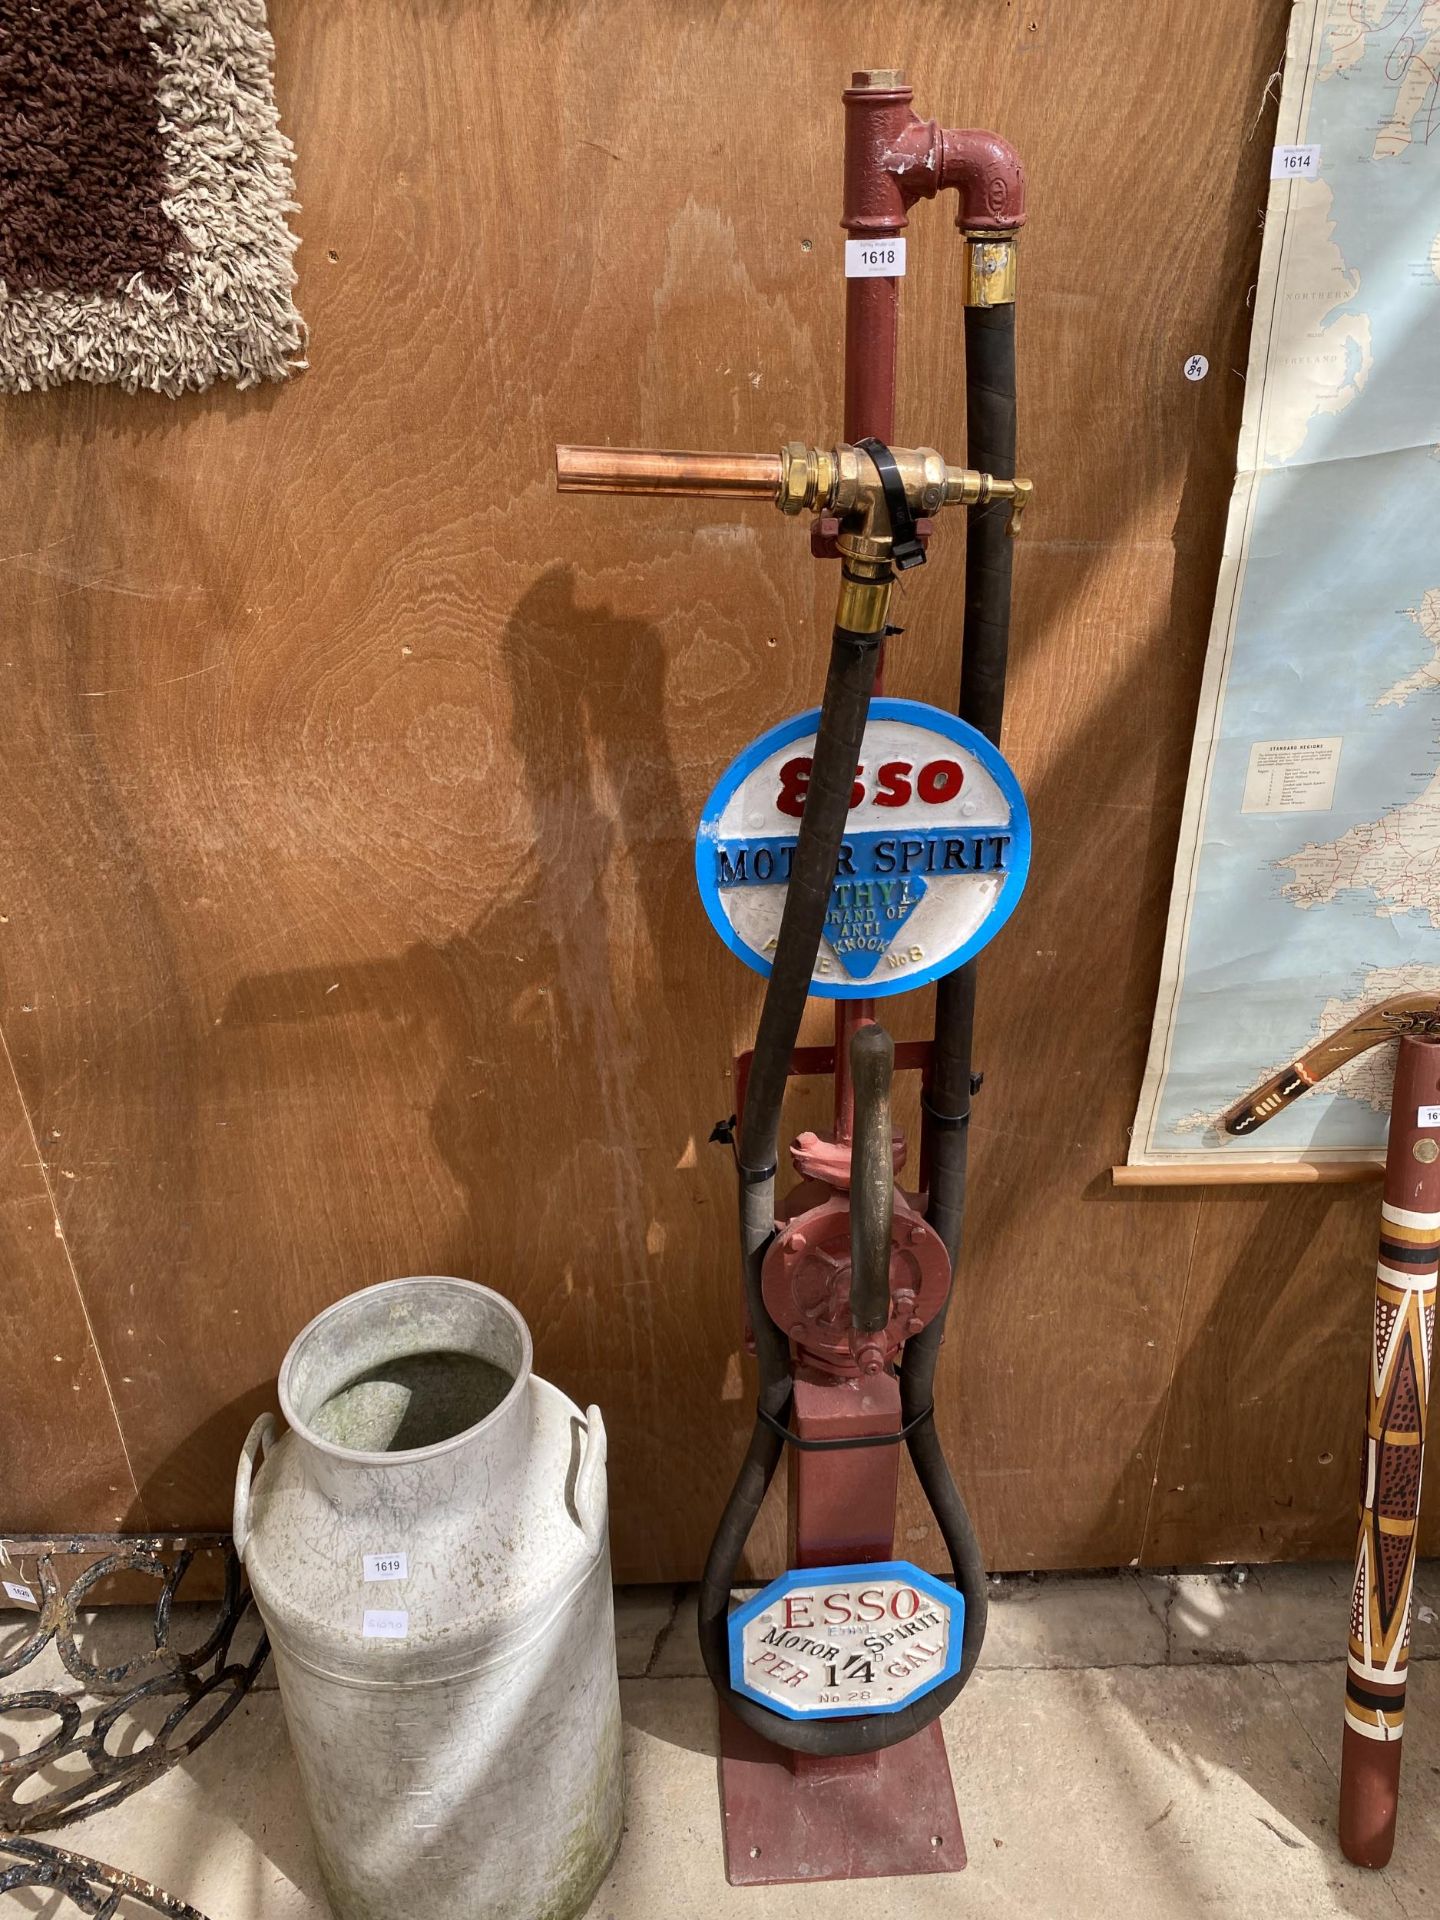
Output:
849 1023 896 1344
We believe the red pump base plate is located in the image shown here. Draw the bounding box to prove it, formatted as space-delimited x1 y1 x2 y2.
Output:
718 1704 966 1886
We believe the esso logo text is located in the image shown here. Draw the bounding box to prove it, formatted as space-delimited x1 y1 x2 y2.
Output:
776 756 965 817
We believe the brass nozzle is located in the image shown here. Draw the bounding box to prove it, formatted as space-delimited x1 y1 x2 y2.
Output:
942 467 1032 534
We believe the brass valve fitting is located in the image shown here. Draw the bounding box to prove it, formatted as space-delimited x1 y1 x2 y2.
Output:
555 440 1034 550
776 440 1031 541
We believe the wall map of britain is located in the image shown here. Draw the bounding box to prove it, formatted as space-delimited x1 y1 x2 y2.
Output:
1133 0 1440 1165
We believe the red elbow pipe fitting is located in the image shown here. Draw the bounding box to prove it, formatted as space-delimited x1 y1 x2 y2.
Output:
841 73 1027 238
931 124 1026 230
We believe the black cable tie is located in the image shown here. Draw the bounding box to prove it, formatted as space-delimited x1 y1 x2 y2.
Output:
855 438 927 571
883 623 905 638
757 1402 936 1451
739 1160 778 1184
920 1088 971 1132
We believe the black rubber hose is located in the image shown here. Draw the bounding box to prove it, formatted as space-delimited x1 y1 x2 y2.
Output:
699 603 898 1754
928 304 1016 1250
955 302 1018 747
735 623 881 1188
699 594 982 1751
906 299 1020 1688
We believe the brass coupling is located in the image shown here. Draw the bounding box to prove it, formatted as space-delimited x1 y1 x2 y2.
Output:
778 441 853 516
834 553 893 636
963 231 1018 307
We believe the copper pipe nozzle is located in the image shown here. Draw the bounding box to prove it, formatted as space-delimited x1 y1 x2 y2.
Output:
555 446 783 501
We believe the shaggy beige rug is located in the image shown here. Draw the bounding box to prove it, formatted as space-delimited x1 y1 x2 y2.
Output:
0 0 304 394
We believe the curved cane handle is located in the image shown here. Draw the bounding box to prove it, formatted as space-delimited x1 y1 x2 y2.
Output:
574 1405 608 1557
233 1413 277 1563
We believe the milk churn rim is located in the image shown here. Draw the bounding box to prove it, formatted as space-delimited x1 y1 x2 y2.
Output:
277 1275 535 1468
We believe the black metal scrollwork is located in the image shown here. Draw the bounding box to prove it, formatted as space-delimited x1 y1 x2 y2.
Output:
0 1835 213 1917
0 1533 269 1836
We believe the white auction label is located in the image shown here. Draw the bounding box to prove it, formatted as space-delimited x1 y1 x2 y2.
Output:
1271 144 1320 179
1241 737 1342 813
362 1608 408 1639
1183 353 1209 382
362 1551 408 1582
3 1579 36 1607
1419 1107 1440 1128
845 237 906 279
728 1561 963 1720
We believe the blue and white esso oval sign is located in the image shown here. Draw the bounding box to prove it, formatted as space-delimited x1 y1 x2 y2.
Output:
695 698 1029 1000
728 1561 964 1721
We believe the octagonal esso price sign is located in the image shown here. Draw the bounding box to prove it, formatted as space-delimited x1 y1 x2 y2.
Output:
695 698 1029 999
729 1561 964 1720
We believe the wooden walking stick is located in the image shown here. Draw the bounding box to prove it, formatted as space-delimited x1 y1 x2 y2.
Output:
1223 1000 1440 1868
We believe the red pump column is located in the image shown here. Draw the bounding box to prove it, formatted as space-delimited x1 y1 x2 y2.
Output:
830 71 1025 1143
840 70 913 443
832 70 910 1145
719 69 1025 1889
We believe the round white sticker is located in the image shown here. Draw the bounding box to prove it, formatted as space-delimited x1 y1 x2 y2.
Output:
1184 353 1209 381
695 698 1029 1000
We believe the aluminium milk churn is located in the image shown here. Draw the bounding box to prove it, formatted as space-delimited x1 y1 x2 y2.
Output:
234 1275 623 1920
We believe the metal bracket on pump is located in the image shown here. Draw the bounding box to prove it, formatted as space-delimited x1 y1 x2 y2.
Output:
555 62 1029 1890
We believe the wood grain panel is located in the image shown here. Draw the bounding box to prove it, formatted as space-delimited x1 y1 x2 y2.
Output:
0 0 1315 1578
0 1044 138 1531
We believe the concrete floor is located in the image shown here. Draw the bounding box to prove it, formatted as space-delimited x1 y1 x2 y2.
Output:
3 1565 1439 1917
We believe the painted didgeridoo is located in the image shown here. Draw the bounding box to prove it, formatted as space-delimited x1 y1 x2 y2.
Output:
1222 1019 1439 1868
1339 1034 1438 1868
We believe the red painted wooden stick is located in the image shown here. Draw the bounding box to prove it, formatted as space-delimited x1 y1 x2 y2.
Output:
1338 1033 1440 1868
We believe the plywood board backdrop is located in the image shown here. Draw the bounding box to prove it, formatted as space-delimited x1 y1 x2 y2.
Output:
6 0 1421 1578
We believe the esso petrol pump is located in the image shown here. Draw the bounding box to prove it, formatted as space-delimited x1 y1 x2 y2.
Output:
557 67 1030 1887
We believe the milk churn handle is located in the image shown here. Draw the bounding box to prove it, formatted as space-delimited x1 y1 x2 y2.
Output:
233 1412 277 1563
574 1405 608 1557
